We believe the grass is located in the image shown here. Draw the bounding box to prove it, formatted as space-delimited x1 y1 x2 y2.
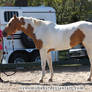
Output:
58 50 68 59
0 62 41 71
0 61 83 72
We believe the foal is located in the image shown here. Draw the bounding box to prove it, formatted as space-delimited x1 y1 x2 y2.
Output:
3 15 92 82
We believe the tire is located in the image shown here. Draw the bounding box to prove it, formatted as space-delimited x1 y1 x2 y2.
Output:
29 50 41 62
21 33 35 48
8 51 30 64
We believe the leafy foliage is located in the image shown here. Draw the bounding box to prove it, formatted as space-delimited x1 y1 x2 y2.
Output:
0 0 14 6
0 0 92 24
28 0 92 24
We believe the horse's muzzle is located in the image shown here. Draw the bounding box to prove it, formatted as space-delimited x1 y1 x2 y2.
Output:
3 31 7 37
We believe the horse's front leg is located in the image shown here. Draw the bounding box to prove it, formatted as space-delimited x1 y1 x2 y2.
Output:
0 73 3 82
47 52 53 82
39 49 47 83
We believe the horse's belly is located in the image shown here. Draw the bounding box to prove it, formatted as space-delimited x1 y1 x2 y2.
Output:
47 39 70 51
56 41 70 50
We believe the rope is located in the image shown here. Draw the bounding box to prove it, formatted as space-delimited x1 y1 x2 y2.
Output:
2 69 16 76
11 35 14 51
1 35 17 76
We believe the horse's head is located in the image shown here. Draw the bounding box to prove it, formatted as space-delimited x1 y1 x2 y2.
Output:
3 15 25 37
3 15 43 49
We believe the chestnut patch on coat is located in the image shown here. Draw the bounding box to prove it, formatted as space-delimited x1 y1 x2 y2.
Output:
20 17 25 25
21 24 43 50
70 29 85 48
47 48 55 53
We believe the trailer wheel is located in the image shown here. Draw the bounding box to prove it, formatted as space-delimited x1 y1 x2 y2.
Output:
21 33 35 48
29 50 41 62
8 51 29 64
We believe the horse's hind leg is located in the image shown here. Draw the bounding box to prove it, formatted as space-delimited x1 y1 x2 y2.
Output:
88 63 92 81
87 56 92 81
47 52 53 82
85 47 92 81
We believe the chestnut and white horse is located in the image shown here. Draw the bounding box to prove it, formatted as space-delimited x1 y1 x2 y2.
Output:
2 15 92 82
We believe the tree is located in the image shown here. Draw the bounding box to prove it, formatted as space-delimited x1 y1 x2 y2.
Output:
0 0 14 6
0 0 92 24
14 0 28 6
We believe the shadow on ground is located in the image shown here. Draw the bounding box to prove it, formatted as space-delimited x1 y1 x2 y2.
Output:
1 80 92 86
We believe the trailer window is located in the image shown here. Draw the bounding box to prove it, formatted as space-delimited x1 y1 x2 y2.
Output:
4 11 19 22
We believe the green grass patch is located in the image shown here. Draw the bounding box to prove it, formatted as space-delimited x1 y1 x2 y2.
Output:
0 62 41 71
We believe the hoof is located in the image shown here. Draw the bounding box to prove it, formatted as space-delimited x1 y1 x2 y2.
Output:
87 78 91 81
49 78 53 82
0 78 3 83
39 79 43 83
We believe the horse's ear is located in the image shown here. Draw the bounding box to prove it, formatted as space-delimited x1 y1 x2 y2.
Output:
14 15 17 19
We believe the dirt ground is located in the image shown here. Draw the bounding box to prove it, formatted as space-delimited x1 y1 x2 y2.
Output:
0 65 92 92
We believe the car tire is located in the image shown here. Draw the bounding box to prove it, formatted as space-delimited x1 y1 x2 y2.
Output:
8 51 30 64
29 50 41 62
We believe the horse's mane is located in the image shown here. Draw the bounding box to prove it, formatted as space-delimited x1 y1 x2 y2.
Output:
20 16 54 26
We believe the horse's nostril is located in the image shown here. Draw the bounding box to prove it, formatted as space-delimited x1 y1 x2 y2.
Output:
3 31 7 37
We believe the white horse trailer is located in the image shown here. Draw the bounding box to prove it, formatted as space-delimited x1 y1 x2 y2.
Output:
0 6 58 64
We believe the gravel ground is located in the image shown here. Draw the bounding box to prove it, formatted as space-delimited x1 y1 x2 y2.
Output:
0 65 92 92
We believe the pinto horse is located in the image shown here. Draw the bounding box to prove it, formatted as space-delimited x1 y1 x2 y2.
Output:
2 15 92 82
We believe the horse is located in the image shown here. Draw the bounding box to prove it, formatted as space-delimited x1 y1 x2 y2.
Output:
2 15 92 82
